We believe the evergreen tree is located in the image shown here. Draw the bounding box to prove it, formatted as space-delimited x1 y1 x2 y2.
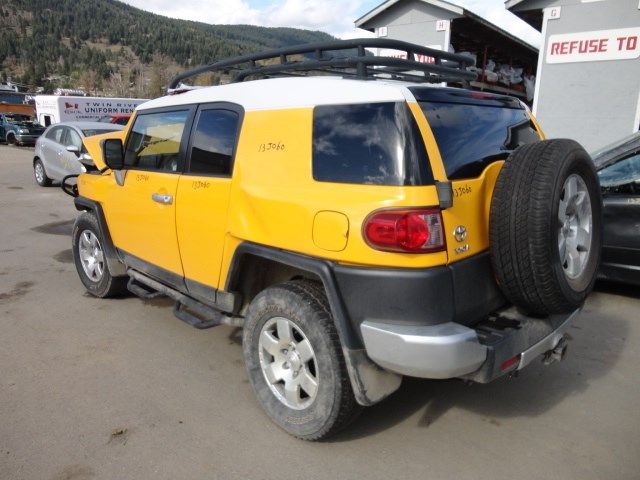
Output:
0 0 334 96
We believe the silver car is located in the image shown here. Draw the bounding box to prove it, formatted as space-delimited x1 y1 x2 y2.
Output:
33 121 123 186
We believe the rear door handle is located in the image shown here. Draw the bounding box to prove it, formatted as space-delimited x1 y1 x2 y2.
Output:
151 193 173 205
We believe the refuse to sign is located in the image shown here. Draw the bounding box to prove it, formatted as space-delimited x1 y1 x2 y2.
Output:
546 27 640 64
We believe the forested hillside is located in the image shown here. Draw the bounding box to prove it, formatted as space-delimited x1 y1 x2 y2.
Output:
0 0 333 96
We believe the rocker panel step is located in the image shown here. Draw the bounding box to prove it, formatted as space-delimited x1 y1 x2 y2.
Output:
127 269 244 329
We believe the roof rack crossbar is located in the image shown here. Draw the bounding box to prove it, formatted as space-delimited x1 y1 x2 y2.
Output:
232 56 477 83
168 38 477 90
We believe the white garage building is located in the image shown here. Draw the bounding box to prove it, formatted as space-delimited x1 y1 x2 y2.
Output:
355 0 539 102
507 0 640 150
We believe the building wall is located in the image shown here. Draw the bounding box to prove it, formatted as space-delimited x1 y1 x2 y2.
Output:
359 0 459 51
532 0 640 151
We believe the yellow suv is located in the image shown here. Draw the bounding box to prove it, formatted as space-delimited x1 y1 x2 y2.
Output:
69 40 602 440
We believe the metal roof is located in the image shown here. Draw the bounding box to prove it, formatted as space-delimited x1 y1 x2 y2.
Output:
356 0 462 25
355 0 538 52
504 0 527 9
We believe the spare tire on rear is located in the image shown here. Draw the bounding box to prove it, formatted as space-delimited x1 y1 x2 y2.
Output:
489 139 602 316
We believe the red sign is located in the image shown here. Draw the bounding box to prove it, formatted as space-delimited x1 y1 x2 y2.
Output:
547 27 640 64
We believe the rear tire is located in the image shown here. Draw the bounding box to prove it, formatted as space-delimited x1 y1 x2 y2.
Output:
242 280 360 440
33 159 52 187
72 212 127 298
489 139 602 315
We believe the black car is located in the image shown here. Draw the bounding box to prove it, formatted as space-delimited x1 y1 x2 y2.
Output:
592 132 640 285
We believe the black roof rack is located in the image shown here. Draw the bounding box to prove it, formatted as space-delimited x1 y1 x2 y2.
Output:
168 38 477 91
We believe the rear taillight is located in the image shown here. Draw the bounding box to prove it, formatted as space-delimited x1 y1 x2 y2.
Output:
363 208 446 253
500 354 521 372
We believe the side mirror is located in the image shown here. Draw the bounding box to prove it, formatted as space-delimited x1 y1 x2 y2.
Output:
103 138 124 170
66 145 80 156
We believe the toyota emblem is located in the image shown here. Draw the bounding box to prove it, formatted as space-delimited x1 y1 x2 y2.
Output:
454 225 467 242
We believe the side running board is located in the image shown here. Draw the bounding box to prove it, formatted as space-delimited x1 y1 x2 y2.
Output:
127 269 244 330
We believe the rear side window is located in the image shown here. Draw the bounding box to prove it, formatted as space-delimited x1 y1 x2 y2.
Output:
188 109 240 176
312 102 433 186
419 102 540 180
46 126 64 143
124 110 189 172
64 128 82 149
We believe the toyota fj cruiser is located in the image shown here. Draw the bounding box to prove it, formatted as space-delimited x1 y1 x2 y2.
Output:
67 39 602 440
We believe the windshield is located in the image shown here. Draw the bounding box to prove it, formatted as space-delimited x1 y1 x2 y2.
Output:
418 101 540 180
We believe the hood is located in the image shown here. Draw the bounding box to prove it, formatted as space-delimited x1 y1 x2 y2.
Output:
10 120 44 130
591 132 640 170
82 129 127 170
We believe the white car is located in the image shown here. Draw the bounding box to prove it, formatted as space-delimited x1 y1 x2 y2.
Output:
32 121 123 186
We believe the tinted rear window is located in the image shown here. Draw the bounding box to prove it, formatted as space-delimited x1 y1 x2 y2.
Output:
312 102 433 186
419 102 540 180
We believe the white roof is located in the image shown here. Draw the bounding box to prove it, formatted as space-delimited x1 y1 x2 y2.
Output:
138 77 417 112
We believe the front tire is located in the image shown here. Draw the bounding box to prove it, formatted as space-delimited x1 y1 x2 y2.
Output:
242 280 360 440
6 132 16 146
33 159 52 187
72 212 127 298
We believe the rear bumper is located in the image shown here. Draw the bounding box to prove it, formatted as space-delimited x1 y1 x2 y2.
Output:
361 306 579 382
361 321 487 378
334 252 506 338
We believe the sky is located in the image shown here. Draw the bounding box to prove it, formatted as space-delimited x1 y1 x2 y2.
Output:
119 0 541 48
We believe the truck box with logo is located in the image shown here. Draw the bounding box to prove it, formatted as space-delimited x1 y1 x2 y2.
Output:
34 95 149 126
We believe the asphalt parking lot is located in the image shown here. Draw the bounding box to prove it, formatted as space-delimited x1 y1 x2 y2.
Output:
1 144 639 480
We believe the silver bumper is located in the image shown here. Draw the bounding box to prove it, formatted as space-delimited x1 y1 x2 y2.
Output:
516 310 576 371
360 321 487 379
360 309 579 380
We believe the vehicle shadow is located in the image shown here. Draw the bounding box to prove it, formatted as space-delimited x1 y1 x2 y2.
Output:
330 292 629 442
594 279 640 300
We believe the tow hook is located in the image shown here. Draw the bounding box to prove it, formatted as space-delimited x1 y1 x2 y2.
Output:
542 336 568 366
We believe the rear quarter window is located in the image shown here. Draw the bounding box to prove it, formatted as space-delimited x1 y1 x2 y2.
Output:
419 101 540 180
312 102 433 186
45 126 64 144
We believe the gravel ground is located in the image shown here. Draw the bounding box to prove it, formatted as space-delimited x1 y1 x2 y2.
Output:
1 144 639 480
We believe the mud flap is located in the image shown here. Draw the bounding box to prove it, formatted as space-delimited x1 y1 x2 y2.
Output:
343 347 402 406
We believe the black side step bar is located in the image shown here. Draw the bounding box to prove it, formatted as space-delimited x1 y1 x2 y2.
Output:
127 276 164 299
127 269 244 330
